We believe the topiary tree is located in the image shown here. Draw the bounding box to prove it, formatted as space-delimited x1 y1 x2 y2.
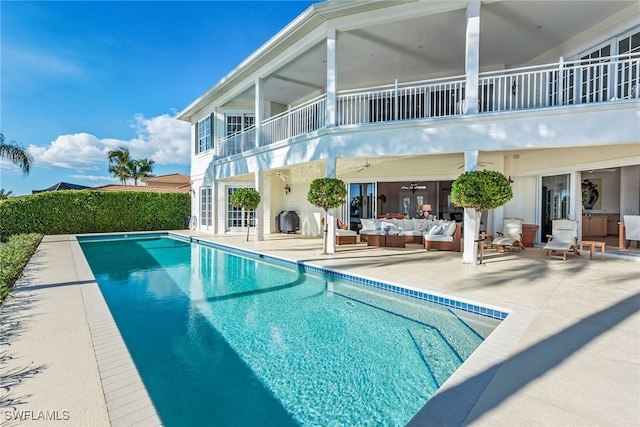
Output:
230 188 261 241
307 177 347 255
451 170 513 263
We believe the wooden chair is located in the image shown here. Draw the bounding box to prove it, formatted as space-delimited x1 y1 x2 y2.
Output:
543 219 579 260
492 218 525 252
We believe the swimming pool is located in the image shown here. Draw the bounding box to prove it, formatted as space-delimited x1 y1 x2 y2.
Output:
79 234 503 426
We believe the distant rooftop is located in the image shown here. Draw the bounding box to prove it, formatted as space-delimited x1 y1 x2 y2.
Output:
32 182 91 194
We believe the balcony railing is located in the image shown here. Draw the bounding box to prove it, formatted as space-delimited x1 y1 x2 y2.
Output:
211 53 639 160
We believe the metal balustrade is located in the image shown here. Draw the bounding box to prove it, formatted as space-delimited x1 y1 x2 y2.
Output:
210 54 639 160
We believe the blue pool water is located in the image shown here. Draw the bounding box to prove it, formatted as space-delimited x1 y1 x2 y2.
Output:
79 235 502 426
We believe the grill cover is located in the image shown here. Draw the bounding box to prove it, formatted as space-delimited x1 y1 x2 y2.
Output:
276 210 300 233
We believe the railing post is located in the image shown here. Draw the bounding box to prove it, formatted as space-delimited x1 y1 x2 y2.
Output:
612 57 619 99
394 79 399 121
558 56 564 106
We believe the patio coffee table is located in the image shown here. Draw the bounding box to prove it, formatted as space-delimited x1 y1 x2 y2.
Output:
367 234 405 248
384 235 405 248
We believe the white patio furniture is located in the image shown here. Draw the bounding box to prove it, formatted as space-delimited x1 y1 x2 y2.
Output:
543 219 579 260
492 218 525 252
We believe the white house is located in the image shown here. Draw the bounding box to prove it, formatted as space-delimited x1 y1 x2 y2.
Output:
177 0 640 261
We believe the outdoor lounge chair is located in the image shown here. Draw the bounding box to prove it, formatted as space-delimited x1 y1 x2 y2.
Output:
622 215 640 248
543 219 579 260
492 218 525 252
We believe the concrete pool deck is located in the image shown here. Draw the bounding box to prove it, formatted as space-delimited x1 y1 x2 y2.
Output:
1 232 638 426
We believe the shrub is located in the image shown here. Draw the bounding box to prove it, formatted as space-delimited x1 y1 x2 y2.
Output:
0 233 43 304
0 190 190 238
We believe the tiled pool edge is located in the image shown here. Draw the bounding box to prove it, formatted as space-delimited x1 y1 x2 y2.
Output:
80 231 536 426
177 233 537 426
70 237 162 427
183 234 508 321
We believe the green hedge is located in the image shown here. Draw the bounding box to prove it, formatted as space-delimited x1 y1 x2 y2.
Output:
1 233 43 304
0 190 191 237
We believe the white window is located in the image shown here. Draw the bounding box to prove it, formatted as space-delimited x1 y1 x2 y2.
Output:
223 114 255 156
227 187 255 231
196 116 212 154
200 187 212 227
616 30 640 99
225 114 254 136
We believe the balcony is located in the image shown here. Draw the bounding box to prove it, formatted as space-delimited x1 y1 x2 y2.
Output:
211 53 639 160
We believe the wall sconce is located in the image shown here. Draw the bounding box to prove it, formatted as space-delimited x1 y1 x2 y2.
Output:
189 189 195 197
508 175 515 184
284 184 291 195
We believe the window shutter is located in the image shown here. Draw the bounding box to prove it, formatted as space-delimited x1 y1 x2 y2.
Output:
210 112 215 151
194 121 199 154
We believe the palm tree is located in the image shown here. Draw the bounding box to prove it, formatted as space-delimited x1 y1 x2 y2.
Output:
107 147 132 184
0 132 33 174
130 158 155 186
0 188 13 199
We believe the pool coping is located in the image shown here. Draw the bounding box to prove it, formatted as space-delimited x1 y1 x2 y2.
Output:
70 235 163 427
74 231 536 426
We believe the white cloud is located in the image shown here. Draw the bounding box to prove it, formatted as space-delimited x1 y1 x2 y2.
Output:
69 174 119 183
29 133 106 170
29 114 191 170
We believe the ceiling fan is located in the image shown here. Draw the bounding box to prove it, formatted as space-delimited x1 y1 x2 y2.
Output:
450 161 494 169
356 159 372 173
276 172 289 182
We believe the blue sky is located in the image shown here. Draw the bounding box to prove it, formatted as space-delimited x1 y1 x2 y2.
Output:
1 1 314 195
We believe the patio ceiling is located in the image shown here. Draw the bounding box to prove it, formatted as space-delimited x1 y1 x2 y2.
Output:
228 0 635 107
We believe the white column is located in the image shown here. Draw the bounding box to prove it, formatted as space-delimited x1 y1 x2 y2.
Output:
462 149 479 264
326 157 337 254
464 1 480 115
326 27 337 127
254 170 264 241
255 77 264 149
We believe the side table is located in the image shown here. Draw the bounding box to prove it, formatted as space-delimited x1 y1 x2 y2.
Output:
579 241 606 260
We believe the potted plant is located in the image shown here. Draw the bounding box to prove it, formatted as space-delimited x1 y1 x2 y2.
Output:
307 177 348 255
451 170 513 262
229 188 261 241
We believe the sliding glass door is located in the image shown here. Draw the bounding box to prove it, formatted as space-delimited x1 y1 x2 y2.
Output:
541 174 571 240
349 183 375 232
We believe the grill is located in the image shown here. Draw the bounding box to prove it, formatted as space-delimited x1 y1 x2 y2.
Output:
276 210 300 233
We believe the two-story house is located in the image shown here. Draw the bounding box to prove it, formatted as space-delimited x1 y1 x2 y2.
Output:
177 0 639 261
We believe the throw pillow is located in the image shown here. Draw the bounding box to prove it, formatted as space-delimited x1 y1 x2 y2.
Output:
361 219 374 230
444 221 457 236
374 220 382 231
429 224 444 235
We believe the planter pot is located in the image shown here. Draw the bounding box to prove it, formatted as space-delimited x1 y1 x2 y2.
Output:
522 224 539 247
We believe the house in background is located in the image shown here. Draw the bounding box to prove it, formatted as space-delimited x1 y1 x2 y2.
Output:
32 182 91 194
177 0 639 260
93 173 191 193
